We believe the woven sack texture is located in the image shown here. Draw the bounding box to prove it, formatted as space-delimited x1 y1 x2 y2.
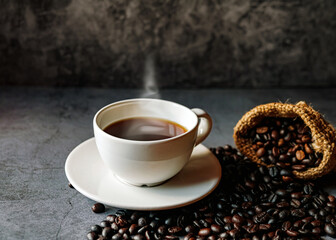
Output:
233 102 336 179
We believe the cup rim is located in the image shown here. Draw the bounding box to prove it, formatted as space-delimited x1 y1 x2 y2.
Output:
93 98 199 144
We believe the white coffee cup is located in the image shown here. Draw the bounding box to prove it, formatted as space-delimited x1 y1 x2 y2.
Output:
93 98 212 186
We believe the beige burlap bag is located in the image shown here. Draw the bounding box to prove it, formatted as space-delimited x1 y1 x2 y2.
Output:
233 101 336 179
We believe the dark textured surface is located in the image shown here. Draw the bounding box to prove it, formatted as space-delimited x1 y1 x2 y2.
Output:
0 1 336 87
1 87 336 239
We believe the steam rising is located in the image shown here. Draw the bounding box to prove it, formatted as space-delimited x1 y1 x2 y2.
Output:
141 54 160 99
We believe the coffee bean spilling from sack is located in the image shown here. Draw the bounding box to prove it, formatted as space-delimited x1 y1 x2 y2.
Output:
86 145 336 239
248 117 323 172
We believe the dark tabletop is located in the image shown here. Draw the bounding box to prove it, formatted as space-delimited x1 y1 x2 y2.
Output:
1 87 336 239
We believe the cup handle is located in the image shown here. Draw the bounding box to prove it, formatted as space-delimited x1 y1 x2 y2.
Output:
191 108 213 146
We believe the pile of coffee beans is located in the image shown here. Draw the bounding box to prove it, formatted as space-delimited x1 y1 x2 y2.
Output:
85 144 336 240
248 117 323 172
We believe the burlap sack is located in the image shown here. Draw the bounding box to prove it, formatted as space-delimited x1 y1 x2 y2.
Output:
233 101 336 179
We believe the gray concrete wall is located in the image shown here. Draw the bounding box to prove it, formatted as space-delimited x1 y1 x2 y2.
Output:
0 0 335 88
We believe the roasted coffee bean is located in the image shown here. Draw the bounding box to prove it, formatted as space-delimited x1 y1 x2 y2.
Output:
97 236 108 240
223 216 233 224
278 138 285 147
312 227 321 235
118 227 128 234
149 220 159 229
210 224 222 233
284 133 292 142
304 143 313 154
138 217 147 227
115 210 127 216
92 203 105 213
263 176 271 183
192 220 201 228
291 192 302 199
286 229 298 237
282 221 291 231
102 227 113 238
319 209 327 217
184 225 195 234
199 219 210 228
253 212 269 223
112 233 122 240
259 224 271 231
137 225 149 234
295 150 305 160
256 148 266 157
278 210 289 219
272 147 280 157
268 167 279 178
280 169 291 176
165 236 179 240
267 218 276 225
90 225 102 234
129 224 138 235
232 214 245 224
223 223 232 231
130 212 141 221
325 224 336 237
292 165 306 170
157 225 167 235
106 215 116 223
301 158 313 165
332 218 336 227
115 216 127 227
303 184 314 195
271 130 279 140
131 234 145 240
184 233 194 240
208 235 216 240
68 182 74 189
311 219 321 227
164 217 175 226
290 199 301 208
291 209 306 218
111 222 118 231
276 201 289 208
168 226 183 234
198 228 211 236
268 193 278 203
275 189 287 197
257 126 269 134
327 202 336 208
328 195 336 202
87 231 98 240
303 217 313 224
228 229 239 238
282 176 293 182
145 230 152 240
301 135 311 143
247 224 259 233
293 220 303 228
100 220 110 228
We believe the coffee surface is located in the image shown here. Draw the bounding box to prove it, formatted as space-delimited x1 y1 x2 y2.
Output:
103 117 187 141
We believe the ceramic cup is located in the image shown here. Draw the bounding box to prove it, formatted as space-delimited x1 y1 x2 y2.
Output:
93 98 212 187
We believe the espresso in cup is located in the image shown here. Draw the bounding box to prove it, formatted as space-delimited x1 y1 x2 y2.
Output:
103 117 187 141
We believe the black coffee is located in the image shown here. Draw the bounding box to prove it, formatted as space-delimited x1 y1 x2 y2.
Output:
103 117 187 141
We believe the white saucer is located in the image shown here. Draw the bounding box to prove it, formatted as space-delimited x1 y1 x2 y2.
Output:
65 138 221 211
